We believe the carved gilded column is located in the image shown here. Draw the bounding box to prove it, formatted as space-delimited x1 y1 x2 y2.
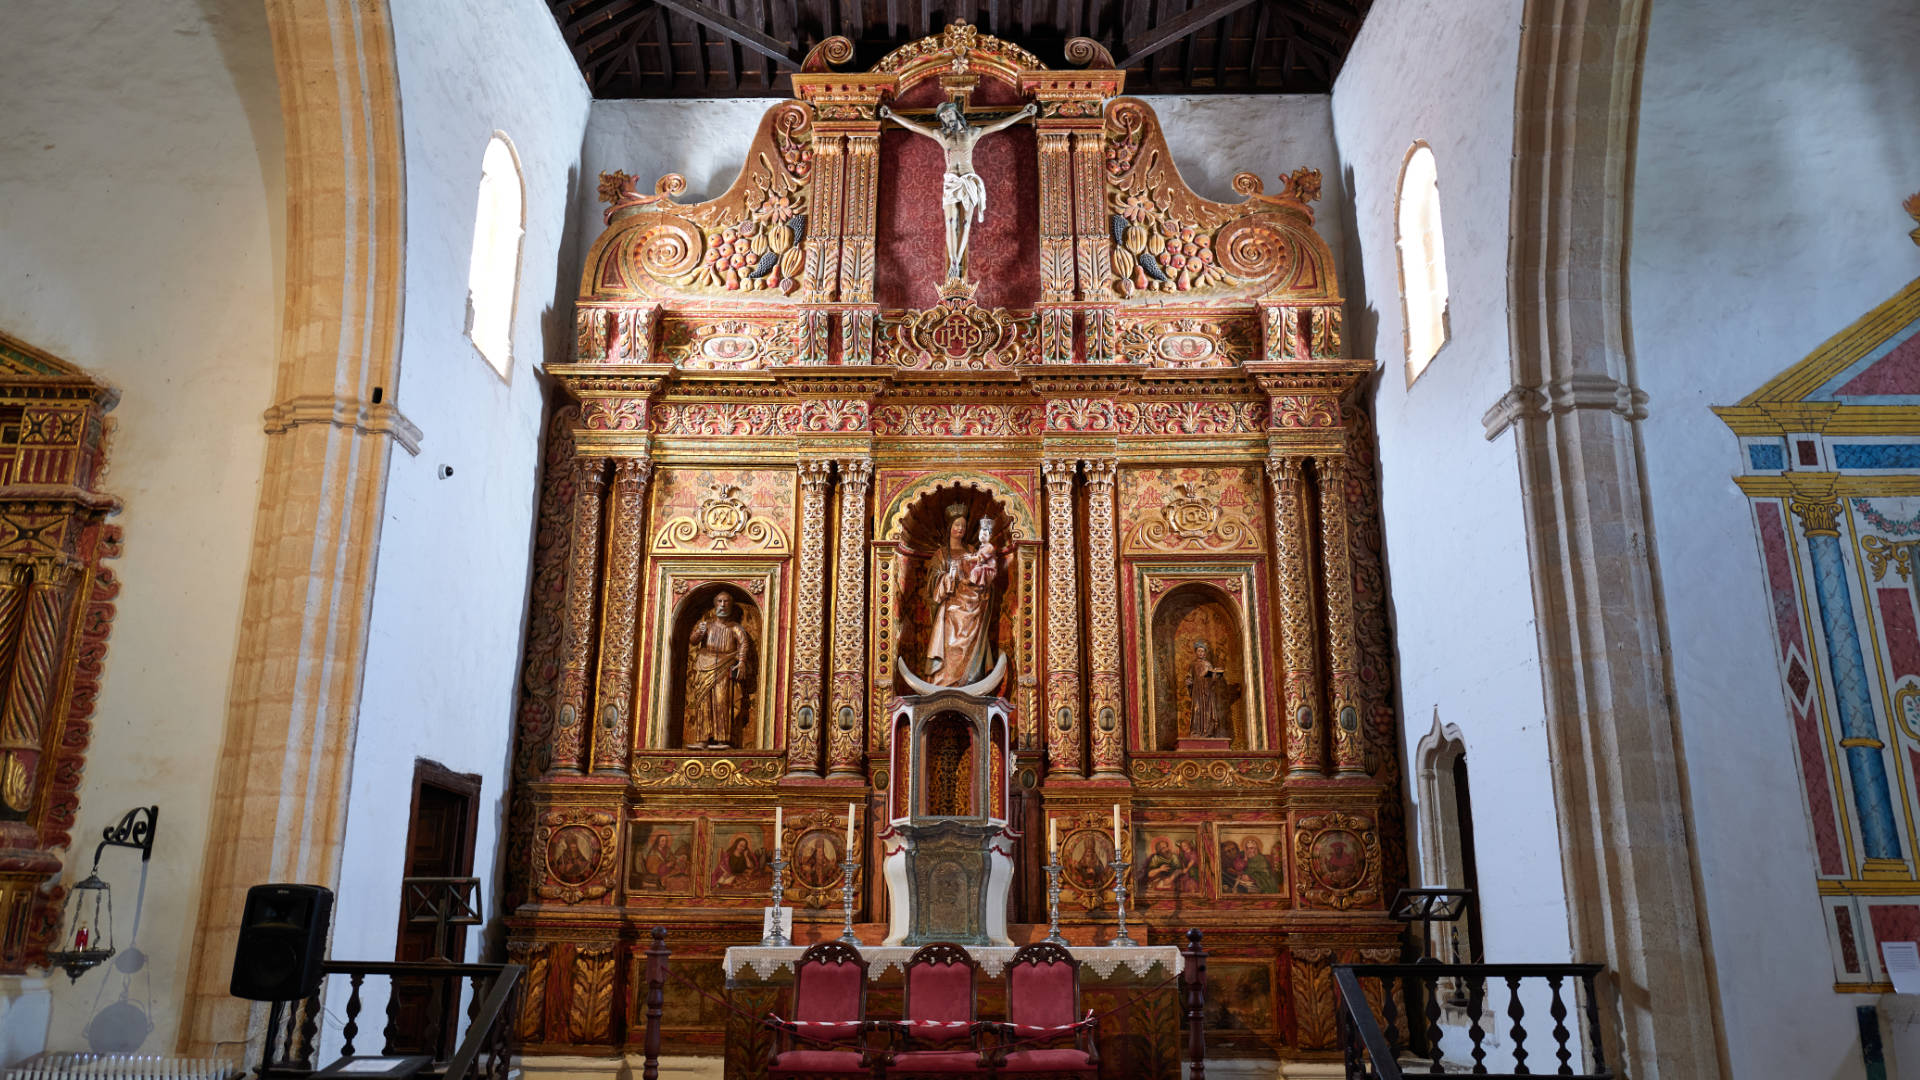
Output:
787 460 834 777
0 559 75 816
1267 456 1324 778
1043 459 1084 777
828 459 872 779
839 131 880 365
1083 461 1125 778
551 456 609 775
1070 129 1117 362
1316 456 1365 777
590 458 651 773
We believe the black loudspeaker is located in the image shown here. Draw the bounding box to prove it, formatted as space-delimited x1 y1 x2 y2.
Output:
230 883 333 1001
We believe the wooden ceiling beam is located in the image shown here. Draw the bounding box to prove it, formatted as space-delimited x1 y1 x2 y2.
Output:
1117 0 1257 68
577 4 661 58
653 0 803 69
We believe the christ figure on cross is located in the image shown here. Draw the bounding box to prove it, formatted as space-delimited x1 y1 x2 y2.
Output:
879 100 1038 281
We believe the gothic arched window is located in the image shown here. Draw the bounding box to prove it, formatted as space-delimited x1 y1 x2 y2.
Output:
1395 143 1451 385
466 134 524 378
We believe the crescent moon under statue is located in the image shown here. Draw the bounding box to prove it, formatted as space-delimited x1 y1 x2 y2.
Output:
897 653 1008 699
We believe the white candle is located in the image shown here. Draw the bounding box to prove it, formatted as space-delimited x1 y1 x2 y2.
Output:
847 802 857 856
774 806 783 854
1048 818 1058 858
1112 805 1122 850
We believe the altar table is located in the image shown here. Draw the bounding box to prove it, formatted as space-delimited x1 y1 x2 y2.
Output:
716 943 1187 1079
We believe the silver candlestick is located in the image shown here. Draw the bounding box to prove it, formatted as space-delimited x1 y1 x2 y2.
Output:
1108 856 1138 947
763 852 790 947
838 857 861 944
1044 855 1066 945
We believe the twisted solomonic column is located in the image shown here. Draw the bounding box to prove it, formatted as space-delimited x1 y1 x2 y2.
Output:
1042 459 1084 777
550 456 609 776
591 458 652 773
0 558 75 815
786 460 835 777
1266 456 1325 778
1083 460 1126 778
827 459 873 779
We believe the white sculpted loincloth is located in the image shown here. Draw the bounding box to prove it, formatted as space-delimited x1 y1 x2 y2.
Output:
943 170 988 224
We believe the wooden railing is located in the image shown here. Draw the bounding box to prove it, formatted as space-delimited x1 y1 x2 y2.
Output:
257 961 522 1080
1334 962 1610 1079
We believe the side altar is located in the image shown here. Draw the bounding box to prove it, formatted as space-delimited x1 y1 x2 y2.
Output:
504 24 1406 1065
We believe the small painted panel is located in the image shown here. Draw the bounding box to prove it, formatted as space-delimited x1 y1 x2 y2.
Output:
1135 824 1207 900
651 468 794 554
1120 466 1265 554
709 822 776 895
628 820 698 897
1217 825 1286 896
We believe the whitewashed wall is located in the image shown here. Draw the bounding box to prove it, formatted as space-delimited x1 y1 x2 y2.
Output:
327 0 590 1037
1331 0 1572 968
0 0 282 1058
574 95 1345 281
1631 0 1920 1074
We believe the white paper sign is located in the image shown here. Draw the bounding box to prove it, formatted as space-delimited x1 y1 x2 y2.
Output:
335 1061 405 1074
763 906 793 941
1884 941 1920 994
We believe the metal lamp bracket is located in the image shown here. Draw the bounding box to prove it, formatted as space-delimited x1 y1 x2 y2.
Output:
93 805 158 868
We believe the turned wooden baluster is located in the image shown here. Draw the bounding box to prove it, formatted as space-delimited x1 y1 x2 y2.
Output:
1184 929 1208 1080
297 988 322 1067
1422 972 1443 1073
1548 974 1572 1074
383 979 403 1055
1466 974 1489 1073
643 926 671 1080
1581 971 1608 1074
1505 974 1529 1074
342 973 366 1056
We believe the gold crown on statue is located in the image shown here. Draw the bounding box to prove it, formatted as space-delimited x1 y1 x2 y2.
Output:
946 502 970 522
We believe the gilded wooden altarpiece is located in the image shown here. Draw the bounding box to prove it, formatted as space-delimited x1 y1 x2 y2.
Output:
0 332 122 973
507 25 1405 1066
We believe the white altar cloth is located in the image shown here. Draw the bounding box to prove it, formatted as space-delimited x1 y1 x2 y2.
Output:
722 944 1182 983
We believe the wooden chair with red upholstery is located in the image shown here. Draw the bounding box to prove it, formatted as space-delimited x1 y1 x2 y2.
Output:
882 942 992 1077
766 941 880 1079
989 942 1098 1078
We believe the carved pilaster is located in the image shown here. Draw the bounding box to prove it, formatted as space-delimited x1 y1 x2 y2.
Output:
803 133 846 302
551 456 609 776
1043 459 1083 777
1069 130 1110 302
828 459 873 779
590 458 651 773
1267 456 1323 778
0 559 75 816
840 133 880 304
1083 461 1125 778
1317 456 1364 777
788 460 835 777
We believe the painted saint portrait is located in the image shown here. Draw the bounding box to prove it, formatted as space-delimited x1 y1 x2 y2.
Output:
1217 826 1285 895
628 821 696 895
791 829 845 891
546 825 602 887
1310 828 1366 891
1061 830 1115 893
1137 827 1204 897
710 824 774 894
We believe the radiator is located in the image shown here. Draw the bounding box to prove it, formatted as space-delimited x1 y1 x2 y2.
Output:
6 1054 240 1080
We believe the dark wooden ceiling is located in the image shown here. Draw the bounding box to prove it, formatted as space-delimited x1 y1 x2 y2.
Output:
548 0 1372 98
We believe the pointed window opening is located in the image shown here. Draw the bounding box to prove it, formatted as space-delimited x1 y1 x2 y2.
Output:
466 134 524 379
1395 143 1451 385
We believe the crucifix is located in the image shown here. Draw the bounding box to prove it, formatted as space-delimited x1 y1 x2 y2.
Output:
879 100 1038 281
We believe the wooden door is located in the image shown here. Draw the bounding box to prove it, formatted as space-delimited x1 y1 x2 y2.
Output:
390 760 481 1057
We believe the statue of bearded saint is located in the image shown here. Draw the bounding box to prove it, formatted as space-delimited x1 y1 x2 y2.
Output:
879 99 1038 280
683 591 756 748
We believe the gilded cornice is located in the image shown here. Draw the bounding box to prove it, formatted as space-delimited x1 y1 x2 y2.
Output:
1731 276 1920 408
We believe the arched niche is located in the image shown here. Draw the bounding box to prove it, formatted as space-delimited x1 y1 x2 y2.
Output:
1148 583 1248 750
878 472 1037 543
919 713 977 817
891 483 1017 694
664 583 764 749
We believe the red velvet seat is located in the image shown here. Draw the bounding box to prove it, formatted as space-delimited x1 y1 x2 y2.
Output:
767 942 879 1079
991 943 1097 1078
885 942 991 1078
